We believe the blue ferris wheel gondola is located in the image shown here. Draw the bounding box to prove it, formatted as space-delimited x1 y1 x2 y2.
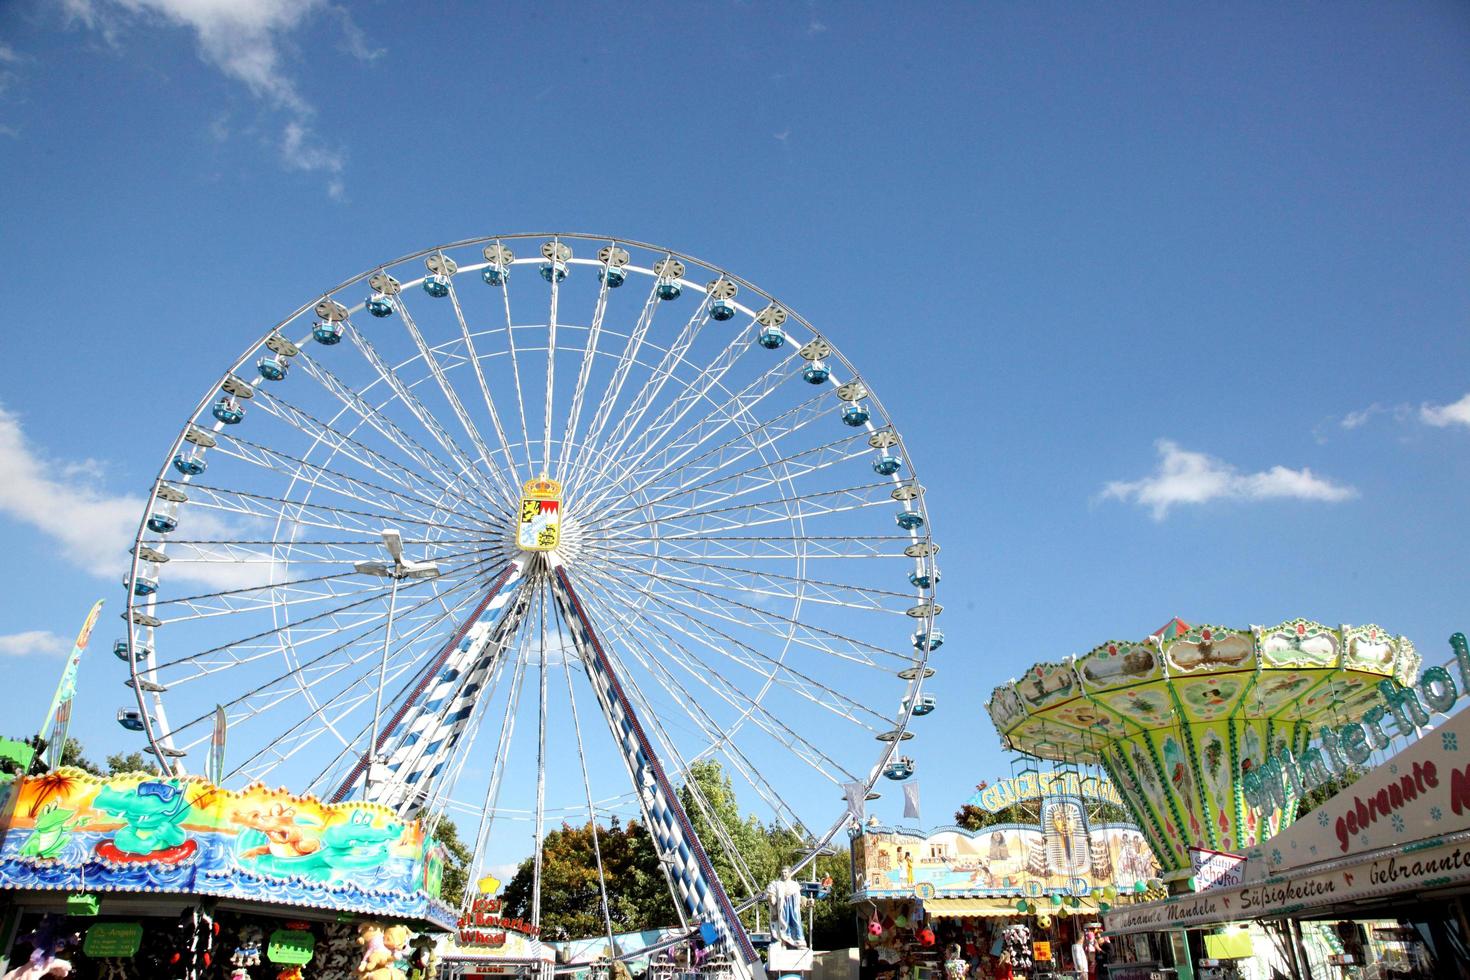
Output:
884 757 916 780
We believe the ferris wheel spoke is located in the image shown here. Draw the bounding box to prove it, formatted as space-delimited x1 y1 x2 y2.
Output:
566 578 813 839
393 290 521 506
147 545 493 624
555 265 614 482
150 551 501 673
581 557 909 673
573 324 776 514
297 354 502 518
599 480 900 540
182 481 489 537
553 585 766 900
465 614 537 899
552 596 629 946
156 560 499 755
153 537 484 568
444 280 527 492
542 243 565 477
577 385 851 534
247 384 506 527
495 264 537 477
595 425 870 530
577 294 715 496
592 533 920 562
210 432 464 530
572 568 862 786
165 581 484 775
564 277 663 498
336 330 506 508
584 550 910 616
364 570 538 814
577 564 896 728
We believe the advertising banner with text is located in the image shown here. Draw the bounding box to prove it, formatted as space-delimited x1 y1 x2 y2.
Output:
1104 704 1470 935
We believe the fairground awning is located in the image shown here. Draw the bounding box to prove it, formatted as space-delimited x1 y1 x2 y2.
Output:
926 898 1099 918
1102 704 1470 936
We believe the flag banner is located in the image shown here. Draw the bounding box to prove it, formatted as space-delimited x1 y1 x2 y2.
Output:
44 700 72 770
842 781 867 825
903 781 921 820
208 705 227 786
41 599 104 763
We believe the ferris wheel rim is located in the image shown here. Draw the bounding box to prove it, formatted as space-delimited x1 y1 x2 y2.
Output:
120 232 941 940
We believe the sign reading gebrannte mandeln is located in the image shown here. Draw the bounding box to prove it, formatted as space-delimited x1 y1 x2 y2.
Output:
1103 700 1470 935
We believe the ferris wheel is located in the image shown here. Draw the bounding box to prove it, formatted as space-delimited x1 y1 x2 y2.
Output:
118 234 941 964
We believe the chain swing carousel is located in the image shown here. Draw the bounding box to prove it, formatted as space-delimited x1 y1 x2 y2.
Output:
986 617 1421 979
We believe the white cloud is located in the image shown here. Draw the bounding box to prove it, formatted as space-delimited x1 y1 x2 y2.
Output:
0 630 68 657
69 0 320 110
1421 393 1470 429
0 405 145 576
64 0 365 198
0 406 275 590
281 119 344 181
1101 439 1357 520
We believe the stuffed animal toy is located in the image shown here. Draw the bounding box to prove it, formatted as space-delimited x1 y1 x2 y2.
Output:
4 917 78 980
232 924 264 968
357 922 405 980
406 933 437 980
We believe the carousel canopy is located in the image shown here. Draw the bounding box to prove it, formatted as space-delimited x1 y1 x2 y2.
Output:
985 618 1419 879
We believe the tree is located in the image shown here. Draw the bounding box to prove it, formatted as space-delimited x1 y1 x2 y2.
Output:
58 738 100 776
681 760 780 907
501 820 677 941
1295 766 1366 819
952 802 1032 831
105 751 161 776
432 817 475 908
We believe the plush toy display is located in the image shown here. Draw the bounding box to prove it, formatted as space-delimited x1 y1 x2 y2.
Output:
3 917 79 980
357 922 406 980
232 924 264 968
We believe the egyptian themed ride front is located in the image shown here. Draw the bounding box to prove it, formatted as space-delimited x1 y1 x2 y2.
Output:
7 235 946 980
850 770 1161 980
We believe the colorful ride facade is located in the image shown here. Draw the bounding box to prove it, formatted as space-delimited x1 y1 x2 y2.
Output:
0 767 454 929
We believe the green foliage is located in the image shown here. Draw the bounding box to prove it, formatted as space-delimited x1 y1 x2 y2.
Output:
952 802 1032 831
59 737 100 776
432 817 475 909
1295 766 1367 819
105 751 161 776
502 819 678 941
1090 802 1133 824
496 761 857 949
682 761 780 899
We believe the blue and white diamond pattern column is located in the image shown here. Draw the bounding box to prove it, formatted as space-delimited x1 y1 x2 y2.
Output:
548 562 764 980
331 562 531 813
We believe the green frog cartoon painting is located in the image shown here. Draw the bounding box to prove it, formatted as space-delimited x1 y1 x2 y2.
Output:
18 802 84 860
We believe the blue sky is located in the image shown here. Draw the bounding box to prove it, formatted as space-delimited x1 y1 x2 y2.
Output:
1 0 1469 852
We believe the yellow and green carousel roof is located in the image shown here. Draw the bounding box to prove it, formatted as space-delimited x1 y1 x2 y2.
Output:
985 618 1419 877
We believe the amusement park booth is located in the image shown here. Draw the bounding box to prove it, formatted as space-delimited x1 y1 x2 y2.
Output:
1102 647 1470 979
851 770 1160 980
0 766 454 979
